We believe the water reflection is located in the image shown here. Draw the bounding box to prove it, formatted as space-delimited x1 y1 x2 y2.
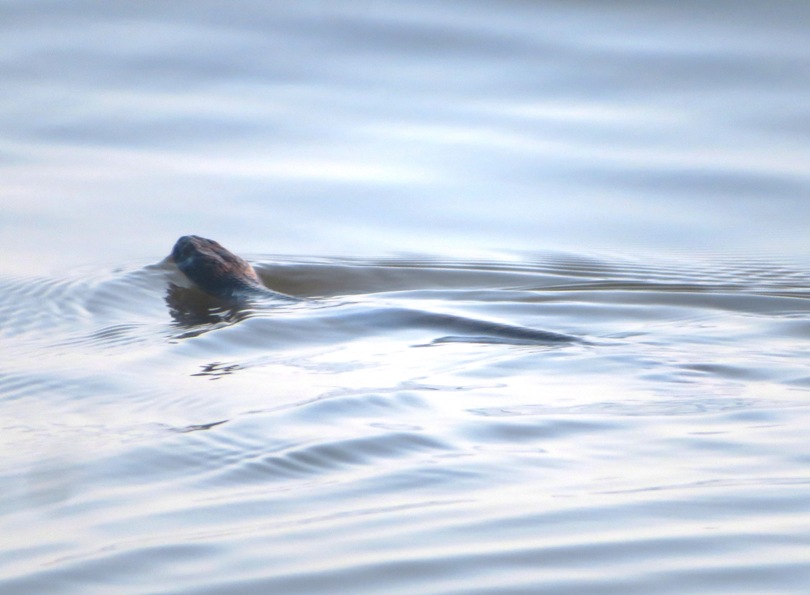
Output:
173 419 229 433
4 248 810 595
4 1 810 274
4 1 810 593
165 283 251 336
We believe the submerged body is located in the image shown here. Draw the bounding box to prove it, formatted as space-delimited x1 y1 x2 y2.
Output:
169 235 577 345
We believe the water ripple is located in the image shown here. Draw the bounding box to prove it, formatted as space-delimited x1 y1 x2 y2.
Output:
2 251 810 595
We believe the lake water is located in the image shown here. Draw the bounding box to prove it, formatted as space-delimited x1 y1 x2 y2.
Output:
3 2 810 593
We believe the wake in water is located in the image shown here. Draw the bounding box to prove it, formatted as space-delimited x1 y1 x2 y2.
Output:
3 250 810 595
166 236 580 346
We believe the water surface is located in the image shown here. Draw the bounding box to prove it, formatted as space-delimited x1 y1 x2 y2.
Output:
2 1 810 593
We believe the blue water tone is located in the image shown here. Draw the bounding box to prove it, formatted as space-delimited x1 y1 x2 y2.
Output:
2 1 810 594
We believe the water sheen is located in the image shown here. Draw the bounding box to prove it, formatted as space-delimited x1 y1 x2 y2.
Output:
3 1 810 594
3 254 810 594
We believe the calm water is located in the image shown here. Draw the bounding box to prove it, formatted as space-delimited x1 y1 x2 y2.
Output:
3 1 810 593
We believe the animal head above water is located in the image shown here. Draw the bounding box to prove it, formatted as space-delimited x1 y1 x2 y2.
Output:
170 235 264 300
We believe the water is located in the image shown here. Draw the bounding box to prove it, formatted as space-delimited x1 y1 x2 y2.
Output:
3 1 810 593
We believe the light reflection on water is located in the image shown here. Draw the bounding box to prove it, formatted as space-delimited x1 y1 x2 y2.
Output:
2 1 810 593
2 253 810 593
3 1 810 272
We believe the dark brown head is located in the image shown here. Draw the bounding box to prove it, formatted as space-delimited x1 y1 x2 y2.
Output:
170 235 263 300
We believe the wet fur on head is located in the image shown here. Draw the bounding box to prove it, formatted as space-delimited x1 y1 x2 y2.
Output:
171 235 262 300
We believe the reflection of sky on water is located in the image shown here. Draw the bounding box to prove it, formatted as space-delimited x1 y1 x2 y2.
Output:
3 6 810 592
2 1 810 273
